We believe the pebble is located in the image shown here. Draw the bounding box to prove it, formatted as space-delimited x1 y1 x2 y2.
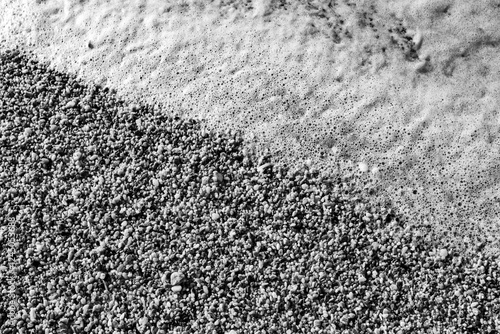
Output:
30 308 36 322
439 248 448 259
64 100 77 109
139 317 148 326
171 285 182 293
170 272 185 286
72 151 82 160
35 243 44 253
213 171 223 182
152 178 159 188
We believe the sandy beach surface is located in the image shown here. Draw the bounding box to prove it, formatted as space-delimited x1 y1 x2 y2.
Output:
1 0 500 333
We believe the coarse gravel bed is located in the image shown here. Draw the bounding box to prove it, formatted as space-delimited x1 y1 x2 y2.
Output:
1 49 500 334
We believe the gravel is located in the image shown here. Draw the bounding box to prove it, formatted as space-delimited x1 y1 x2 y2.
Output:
1 49 500 333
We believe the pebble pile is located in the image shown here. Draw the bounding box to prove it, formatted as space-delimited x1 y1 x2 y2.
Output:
1 49 500 334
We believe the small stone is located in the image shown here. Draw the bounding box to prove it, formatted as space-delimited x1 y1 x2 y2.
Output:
139 316 149 326
171 285 182 293
211 212 220 221
73 151 82 160
170 272 185 285
64 100 77 109
213 172 223 182
439 248 448 258
257 163 273 173
152 179 159 188
201 176 210 185
35 243 44 252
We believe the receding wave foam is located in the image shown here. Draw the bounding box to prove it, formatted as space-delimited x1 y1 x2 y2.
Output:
1 0 500 256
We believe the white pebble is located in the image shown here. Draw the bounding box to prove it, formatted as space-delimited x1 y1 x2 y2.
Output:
202 176 210 185
170 272 185 285
73 151 82 160
213 172 223 182
152 179 159 188
171 285 182 293
439 248 448 259
64 100 77 109
35 243 44 252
